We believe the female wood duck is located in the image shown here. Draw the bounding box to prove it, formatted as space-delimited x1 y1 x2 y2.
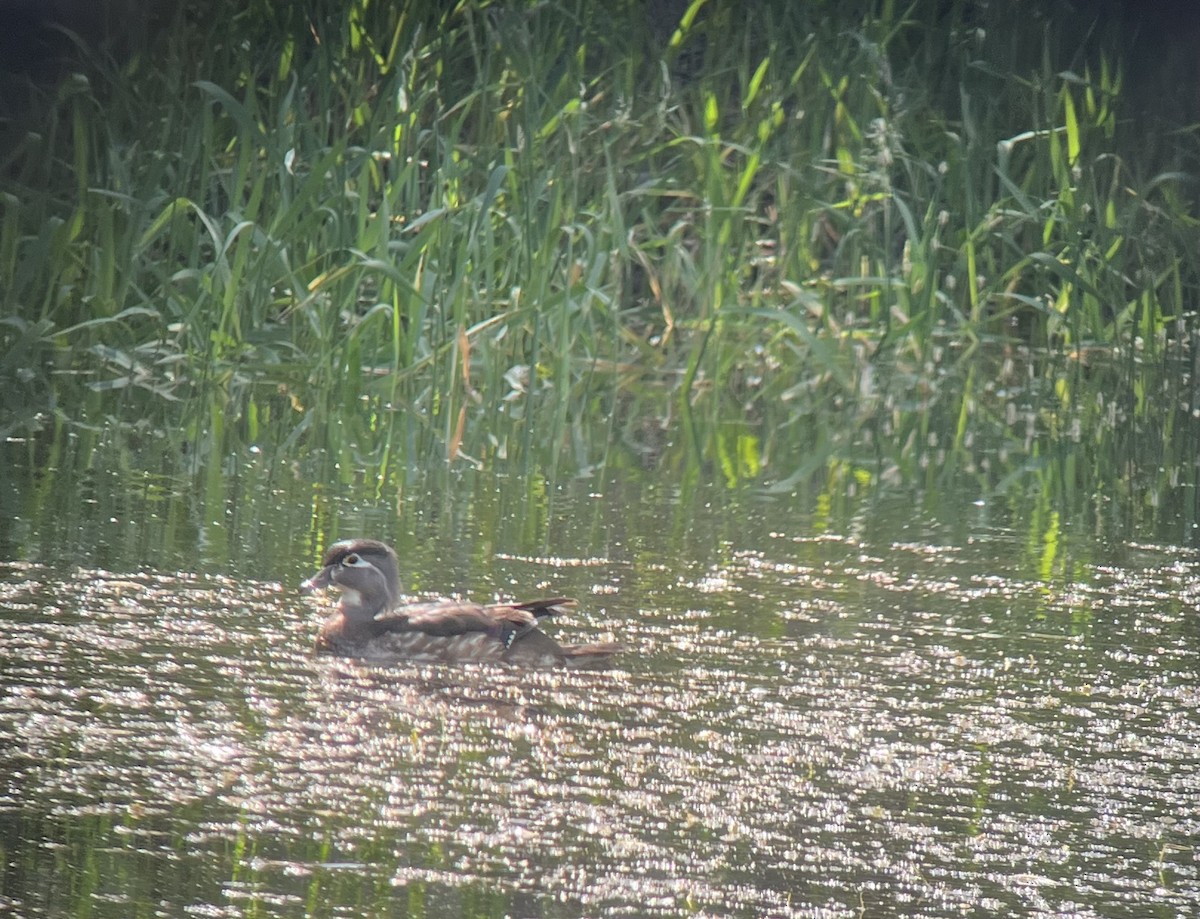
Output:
301 538 621 667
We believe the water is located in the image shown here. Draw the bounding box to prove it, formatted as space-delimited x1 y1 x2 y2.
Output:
2 477 1197 918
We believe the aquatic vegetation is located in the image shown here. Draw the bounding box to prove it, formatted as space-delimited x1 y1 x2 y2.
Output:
1 0 1198 537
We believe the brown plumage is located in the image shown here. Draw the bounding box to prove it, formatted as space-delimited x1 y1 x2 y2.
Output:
301 539 621 667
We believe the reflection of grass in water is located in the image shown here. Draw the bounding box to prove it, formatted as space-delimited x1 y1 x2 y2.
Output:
1 0 1198 533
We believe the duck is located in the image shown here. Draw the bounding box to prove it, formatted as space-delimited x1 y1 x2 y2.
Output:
301 538 621 667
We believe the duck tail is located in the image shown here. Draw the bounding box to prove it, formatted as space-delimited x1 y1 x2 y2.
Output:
513 597 577 619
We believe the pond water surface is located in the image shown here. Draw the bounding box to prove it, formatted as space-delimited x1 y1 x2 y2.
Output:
2 479 1198 918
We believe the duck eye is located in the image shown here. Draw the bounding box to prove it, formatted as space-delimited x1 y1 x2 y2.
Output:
344 553 362 565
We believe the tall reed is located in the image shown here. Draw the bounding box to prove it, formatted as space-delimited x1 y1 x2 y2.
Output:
1 0 1198 536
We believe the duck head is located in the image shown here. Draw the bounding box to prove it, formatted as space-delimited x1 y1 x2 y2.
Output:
301 538 400 621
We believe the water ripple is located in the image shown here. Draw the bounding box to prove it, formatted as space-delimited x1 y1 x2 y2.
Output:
1 542 1198 917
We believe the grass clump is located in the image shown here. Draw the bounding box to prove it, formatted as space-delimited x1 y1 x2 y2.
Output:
2 0 1199 535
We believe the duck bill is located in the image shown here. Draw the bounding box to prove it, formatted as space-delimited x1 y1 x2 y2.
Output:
300 567 333 594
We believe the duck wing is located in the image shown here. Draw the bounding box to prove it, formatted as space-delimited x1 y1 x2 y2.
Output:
377 599 560 647
366 596 615 667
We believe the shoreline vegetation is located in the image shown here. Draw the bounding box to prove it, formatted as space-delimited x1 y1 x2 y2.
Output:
2 0 1199 545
